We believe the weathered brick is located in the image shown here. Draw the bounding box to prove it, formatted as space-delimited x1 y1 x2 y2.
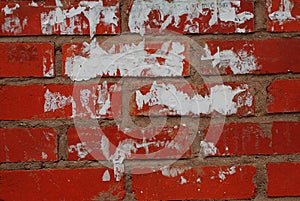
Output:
0 42 55 77
0 128 57 162
0 0 120 37
131 82 254 117
201 122 300 156
132 165 256 200
62 40 189 80
267 0 300 32
0 168 125 201
128 0 254 34
68 125 191 160
200 38 300 75
0 83 121 120
267 79 300 113
267 162 300 197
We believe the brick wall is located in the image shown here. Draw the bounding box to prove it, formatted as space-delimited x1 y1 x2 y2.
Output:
0 0 299 200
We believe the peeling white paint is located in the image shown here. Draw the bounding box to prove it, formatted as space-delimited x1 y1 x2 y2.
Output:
161 166 191 177
200 141 217 156
180 176 187 184
128 0 254 35
268 0 295 23
43 50 54 77
218 166 236 182
40 0 119 38
135 81 250 115
100 135 110 159
41 152 48 159
65 39 186 81
2 4 20 15
68 142 90 159
1 17 22 34
201 44 258 74
29 1 38 7
43 82 117 118
102 170 111 181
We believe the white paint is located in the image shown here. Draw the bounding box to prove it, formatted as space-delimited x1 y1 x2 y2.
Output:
196 178 201 183
29 1 38 7
43 50 55 77
201 44 258 74
200 141 217 156
135 81 250 115
2 4 20 15
100 135 110 159
128 0 254 35
161 166 191 177
218 166 236 182
1 17 22 34
180 176 187 184
43 82 116 118
65 39 186 81
40 0 119 38
44 89 74 112
41 152 48 159
268 0 295 23
102 170 111 181
68 142 90 159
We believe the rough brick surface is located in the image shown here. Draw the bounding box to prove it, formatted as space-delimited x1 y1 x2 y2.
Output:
0 0 120 37
267 0 300 32
132 165 256 200
202 122 300 156
128 0 254 34
67 126 191 161
200 38 300 75
0 83 121 120
62 40 190 80
0 168 125 201
267 162 300 197
0 128 57 162
0 42 55 77
267 79 300 113
131 82 254 117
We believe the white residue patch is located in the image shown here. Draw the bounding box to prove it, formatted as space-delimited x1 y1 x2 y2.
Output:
2 4 20 15
128 0 254 35
40 0 119 38
68 142 90 159
218 166 236 182
268 0 296 23
43 82 117 118
180 176 187 184
65 39 186 81
29 1 38 7
201 43 259 74
41 152 48 159
135 81 250 115
1 17 23 34
43 50 54 77
200 141 217 156
161 166 191 177
102 170 111 181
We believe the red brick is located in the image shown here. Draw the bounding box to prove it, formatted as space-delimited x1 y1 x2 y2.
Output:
202 123 272 156
267 162 300 197
62 40 189 79
267 0 300 32
0 128 57 162
68 125 191 160
0 42 54 77
128 0 254 34
0 168 125 201
272 121 300 154
200 38 300 75
132 165 256 200
0 83 121 120
267 79 300 113
0 0 120 36
202 122 300 156
131 82 254 117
